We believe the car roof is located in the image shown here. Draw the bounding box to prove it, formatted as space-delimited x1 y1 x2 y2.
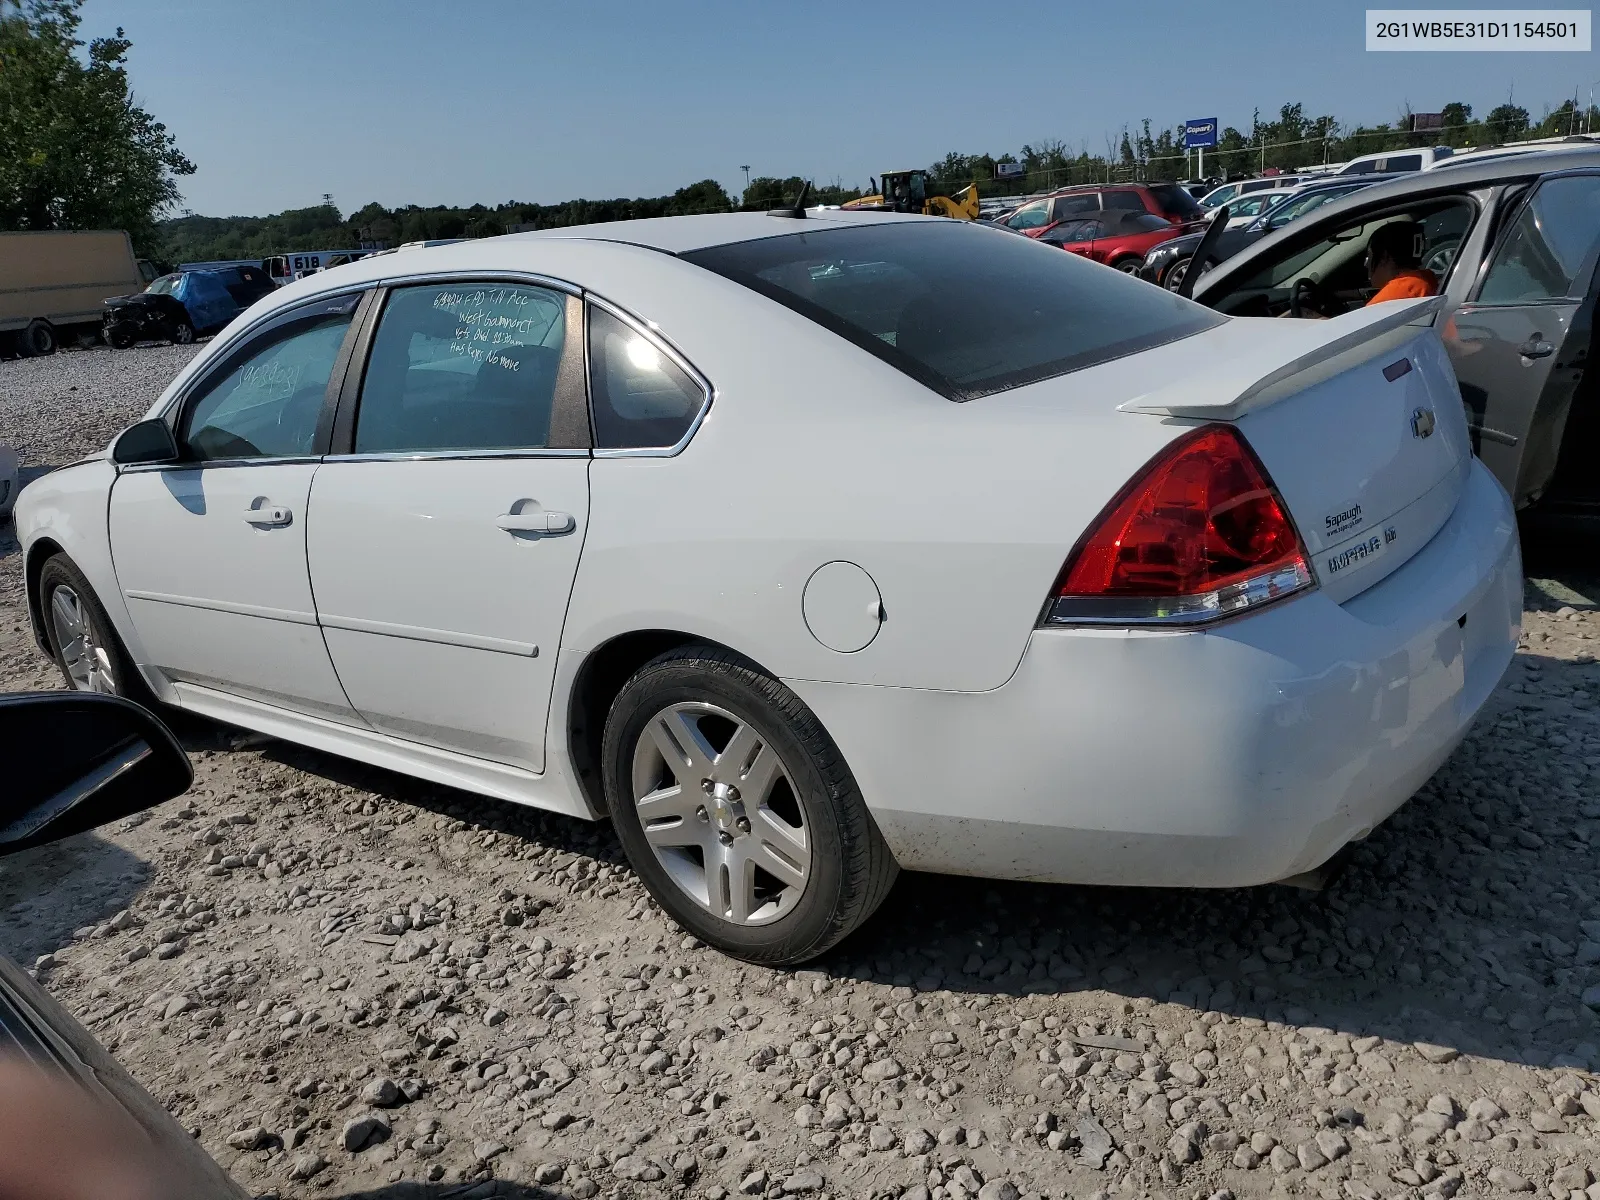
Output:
1330 145 1600 194
502 209 925 254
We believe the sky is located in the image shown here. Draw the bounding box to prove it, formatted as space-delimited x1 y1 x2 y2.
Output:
81 0 1600 218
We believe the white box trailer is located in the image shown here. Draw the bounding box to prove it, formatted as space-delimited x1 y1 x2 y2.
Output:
0 230 155 356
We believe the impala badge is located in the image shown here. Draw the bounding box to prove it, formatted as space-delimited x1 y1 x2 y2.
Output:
1411 407 1436 439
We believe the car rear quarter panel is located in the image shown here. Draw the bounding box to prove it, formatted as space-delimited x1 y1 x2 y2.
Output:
541 240 1187 693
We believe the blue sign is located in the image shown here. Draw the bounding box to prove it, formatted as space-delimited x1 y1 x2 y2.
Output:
1184 118 1219 149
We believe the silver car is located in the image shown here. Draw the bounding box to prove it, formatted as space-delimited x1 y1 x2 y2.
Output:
1192 146 1600 520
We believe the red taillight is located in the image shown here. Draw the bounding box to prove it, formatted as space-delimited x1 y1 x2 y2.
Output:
1045 424 1313 625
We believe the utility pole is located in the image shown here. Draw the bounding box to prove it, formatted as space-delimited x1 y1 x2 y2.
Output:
740 165 750 195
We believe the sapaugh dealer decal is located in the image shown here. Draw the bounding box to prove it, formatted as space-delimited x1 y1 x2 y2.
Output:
1324 500 1366 541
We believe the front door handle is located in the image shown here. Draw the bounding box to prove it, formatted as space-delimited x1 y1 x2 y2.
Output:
496 509 575 535
1518 336 1555 359
243 503 292 528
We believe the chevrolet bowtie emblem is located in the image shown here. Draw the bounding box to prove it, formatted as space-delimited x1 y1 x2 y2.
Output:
1411 408 1436 439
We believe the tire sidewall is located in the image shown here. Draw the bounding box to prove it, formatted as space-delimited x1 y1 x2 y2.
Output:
20 321 56 357
603 657 849 962
172 321 195 345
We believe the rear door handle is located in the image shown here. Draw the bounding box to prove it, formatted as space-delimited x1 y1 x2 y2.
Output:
496 510 575 535
1518 337 1555 359
243 503 292 528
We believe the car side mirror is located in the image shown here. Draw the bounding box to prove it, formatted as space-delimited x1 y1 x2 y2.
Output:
112 418 179 466
0 692 192 857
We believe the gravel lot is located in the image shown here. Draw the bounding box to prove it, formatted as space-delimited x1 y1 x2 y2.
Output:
4 344 1600 1200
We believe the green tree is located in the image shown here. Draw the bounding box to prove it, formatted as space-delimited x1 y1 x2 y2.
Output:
1485 103 1530 140
0 0 194 253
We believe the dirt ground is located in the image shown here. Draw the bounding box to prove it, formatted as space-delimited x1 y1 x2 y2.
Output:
3 345 1600 1200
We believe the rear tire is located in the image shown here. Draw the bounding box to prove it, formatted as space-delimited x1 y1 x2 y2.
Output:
18 319 57 357
603 644 897 964
1112 257 1143 274
171 319 196 345
38 555 156 706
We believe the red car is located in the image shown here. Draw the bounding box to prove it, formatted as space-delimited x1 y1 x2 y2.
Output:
996 182 1205 238
1035 210 1209 273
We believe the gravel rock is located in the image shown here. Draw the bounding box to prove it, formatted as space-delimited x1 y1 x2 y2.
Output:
6 350 1600 1200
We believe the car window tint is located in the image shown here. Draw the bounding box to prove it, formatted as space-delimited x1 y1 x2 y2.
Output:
1052 194 1099 219
1479 174 1600 304
354 283 566 454
182 310 353 461
684 221 1223 401
1102 190 1144 210
588 306 706 449
1147 183 1205 219
1384 155 1422 172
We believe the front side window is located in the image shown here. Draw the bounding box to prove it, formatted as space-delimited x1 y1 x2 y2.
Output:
1214 198 1475 316
180 302 355 461
588 306 707 449
684 221 1223 401
354 283 566 454
1102 190 1145 211
1479 174 1600 304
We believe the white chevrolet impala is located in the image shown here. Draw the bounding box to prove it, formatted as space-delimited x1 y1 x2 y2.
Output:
16 212 1521 963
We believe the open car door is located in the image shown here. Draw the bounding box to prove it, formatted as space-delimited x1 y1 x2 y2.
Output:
1441 169 1600 509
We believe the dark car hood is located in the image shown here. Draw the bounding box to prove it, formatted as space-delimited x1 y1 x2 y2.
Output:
1147 226 1264 258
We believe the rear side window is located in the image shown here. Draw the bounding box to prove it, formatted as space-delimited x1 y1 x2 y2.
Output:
1147 183 1205 220
1385 154 1422 172
683 221 1223 401
1102 190 1145 211
354 283 567 454
1479 174 1600 303
588 306 708 449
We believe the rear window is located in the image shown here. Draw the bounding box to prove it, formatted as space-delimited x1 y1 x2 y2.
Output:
682 221 1223 401
1147 183 1206 220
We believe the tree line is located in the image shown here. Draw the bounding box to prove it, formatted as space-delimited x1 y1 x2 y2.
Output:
158 178 867 266
930 99 1600 198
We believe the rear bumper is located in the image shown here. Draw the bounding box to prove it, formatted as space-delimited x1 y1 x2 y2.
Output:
789 459 1521 887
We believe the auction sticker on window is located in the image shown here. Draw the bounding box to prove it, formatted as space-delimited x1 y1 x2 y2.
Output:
1367 9 1590 50
1323 525 1399 580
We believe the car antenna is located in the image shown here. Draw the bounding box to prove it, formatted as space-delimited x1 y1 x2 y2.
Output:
768 179 811 218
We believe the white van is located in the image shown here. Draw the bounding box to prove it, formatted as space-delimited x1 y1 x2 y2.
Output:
1336 146 1454 175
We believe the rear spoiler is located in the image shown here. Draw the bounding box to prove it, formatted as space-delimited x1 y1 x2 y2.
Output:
1119 296 1444 420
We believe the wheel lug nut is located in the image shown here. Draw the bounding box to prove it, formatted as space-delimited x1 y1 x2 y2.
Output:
735 817 751 833
718 831 733 846
696 806 709 822
701 779 714 793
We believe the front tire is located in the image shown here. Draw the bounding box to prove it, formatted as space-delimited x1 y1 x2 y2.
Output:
603 644 897 964
1163 257 1192 292
38 555 152 704
106 325 136 350
171 319 196 345
1113 257 1143 274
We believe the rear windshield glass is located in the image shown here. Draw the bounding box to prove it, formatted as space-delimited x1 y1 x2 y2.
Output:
682 222 1223 401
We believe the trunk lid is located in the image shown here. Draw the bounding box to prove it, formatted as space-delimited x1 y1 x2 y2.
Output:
1120 299 1474 603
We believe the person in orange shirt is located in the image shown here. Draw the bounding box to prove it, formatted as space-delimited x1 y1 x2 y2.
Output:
1363 221 1439 304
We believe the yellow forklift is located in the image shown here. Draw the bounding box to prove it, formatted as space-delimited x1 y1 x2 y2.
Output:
842 170 980 219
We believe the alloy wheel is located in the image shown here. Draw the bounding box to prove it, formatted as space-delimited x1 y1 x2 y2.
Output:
49 586 117 693
631 701 810 926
